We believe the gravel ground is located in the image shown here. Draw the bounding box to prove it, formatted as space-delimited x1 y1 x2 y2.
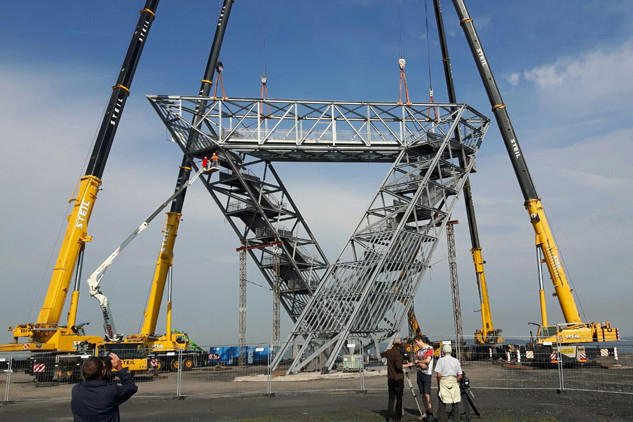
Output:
1 388 632 421
2 360 632 421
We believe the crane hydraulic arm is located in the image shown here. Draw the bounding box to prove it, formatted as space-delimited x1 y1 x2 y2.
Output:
3 1 159 352
138 0 234 339
86 165 212 341
432 0 502 344
451 0 618 343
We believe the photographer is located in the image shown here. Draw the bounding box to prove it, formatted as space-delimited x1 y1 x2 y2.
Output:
380 338 414 422
71 352 138 422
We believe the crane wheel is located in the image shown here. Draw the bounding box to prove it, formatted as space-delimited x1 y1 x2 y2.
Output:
170 359 179 371
55 368 70 382
183 357 194 371
155 359 163 371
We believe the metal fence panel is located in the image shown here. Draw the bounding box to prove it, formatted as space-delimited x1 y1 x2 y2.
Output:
2 337 632 403
562 340 633 394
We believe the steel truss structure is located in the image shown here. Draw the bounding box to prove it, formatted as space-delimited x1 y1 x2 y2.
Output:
149 96 489 372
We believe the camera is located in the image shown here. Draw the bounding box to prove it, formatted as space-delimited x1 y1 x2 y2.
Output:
394 342 411 362
401 349 411 362
460 371 471 392
101 351 113 370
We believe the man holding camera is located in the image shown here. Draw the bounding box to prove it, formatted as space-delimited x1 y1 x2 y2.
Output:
71 352 138 422
381 338 414 421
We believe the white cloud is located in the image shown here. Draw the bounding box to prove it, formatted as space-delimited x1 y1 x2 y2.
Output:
524 64 566 88
523 41 633 118
506 72 521 86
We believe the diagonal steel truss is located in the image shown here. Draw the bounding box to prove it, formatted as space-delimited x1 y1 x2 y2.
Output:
148 96 489 371
271 121 486 372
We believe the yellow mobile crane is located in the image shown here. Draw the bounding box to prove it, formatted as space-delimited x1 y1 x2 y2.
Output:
117 0 235 372
1 1 159 381
432 0 503 346
451 0 619 353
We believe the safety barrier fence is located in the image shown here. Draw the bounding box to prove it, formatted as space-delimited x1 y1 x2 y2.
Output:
2 339 632 403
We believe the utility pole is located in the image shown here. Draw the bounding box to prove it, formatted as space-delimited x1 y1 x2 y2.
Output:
447 220 464 360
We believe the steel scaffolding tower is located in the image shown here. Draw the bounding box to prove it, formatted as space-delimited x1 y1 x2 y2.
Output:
447 221 464 360
238 247 246 365
149 96 489 370
272 245 281 346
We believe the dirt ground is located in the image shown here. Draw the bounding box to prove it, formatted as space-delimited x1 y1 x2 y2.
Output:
1 361 632 421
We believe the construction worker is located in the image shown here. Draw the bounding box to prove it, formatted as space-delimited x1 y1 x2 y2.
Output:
212 152 219 167
202 156 210 171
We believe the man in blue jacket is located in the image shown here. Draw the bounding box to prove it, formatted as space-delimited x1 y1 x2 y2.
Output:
71 352 138 422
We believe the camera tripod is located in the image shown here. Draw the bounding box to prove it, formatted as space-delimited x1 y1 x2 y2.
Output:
403 368 424 418
461 385 480 419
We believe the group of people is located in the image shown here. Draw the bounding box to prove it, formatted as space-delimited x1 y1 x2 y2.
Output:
69 334 465 422
201 152 219 172
381 335 466 422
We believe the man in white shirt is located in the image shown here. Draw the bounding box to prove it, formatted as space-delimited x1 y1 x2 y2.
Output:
434 343 462 422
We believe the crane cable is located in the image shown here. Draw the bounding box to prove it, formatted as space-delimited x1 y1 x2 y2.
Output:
397 0 411 105
397 0 406 59
258 0 270 116
258 0 269 84
424 0 439 121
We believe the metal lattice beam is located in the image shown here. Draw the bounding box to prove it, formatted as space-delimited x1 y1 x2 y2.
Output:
148 97 487 162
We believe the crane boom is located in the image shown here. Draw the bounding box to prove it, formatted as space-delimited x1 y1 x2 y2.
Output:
139 0 234 337
451 0 618 342
3 1 159 352
432 0 502 344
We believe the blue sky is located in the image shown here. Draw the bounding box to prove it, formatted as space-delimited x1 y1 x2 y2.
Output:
1 1 632 347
